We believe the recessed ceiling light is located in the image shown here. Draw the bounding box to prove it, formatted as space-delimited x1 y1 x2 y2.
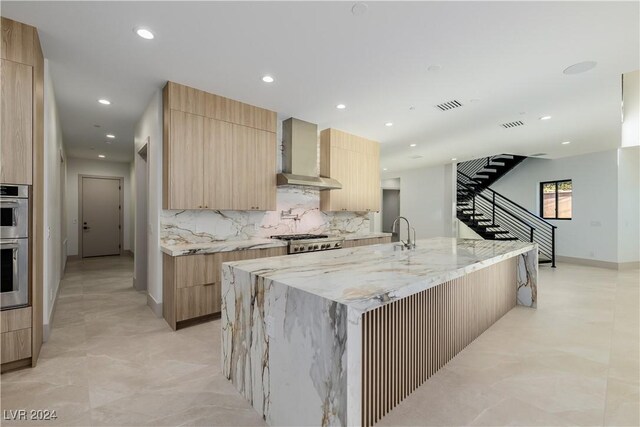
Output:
539 116 552 121
563 61 597 75
385 122 394 127
106 134 115 139
98 154 106 158
261 75 274 83
383 168 388 171
451 157 457 161
409 143 417 147
135 27 154 40
561 141 571 145
98 99 111 105
336 104 346 110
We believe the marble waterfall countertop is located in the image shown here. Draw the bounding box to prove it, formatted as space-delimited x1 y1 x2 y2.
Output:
223 237 536 312
160 232 392 256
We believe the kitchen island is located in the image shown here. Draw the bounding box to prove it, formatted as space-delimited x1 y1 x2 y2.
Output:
221 237 537 426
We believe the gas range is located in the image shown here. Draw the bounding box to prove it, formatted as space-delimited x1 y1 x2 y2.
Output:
270 234 345 254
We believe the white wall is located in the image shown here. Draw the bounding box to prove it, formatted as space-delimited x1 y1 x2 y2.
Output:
134 90 163 311
380 164 455 241
65 158 133 256
129 160 136 253
43 59 66 338
491 150 620 263
617 146 640 263
622 70 639 148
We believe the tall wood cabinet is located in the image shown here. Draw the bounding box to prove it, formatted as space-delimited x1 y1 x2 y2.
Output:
320 128 381 212
0 59 32 184
0 17 44 372
163 82 277 211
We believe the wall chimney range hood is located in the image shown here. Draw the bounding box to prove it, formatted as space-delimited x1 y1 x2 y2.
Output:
277 118 342 190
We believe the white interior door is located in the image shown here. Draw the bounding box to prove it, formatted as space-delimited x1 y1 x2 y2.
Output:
81 176 121 257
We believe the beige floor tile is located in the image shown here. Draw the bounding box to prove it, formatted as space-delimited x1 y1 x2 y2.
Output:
1 258 638 427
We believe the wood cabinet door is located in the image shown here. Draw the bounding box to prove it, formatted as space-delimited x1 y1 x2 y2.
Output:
203 118 234 209
330 146 353 211
253 129 276 211
174 254 217 288
231 124 254 210
168 111 204 209
231 125 276 211
0 59 32 185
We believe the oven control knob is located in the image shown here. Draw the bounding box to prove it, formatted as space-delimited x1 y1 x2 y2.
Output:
307 245 313 251
313 244 319 250
293 247 299 252
335 242 342 248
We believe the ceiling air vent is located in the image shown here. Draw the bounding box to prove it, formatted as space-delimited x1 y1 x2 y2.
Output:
501 120 524 128
435 100 463 111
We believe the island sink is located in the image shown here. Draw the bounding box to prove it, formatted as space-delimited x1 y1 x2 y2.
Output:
222 237 537 426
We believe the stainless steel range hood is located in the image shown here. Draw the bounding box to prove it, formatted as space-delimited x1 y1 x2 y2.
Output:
277 118 342 190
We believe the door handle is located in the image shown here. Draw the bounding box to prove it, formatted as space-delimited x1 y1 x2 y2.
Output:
83 226 90 230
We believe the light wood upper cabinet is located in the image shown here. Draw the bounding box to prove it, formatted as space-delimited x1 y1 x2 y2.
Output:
0 59 33 185
320 128 381 212
230 124 277 211
204 118 234 210
167 110 204 209
163 82 277 210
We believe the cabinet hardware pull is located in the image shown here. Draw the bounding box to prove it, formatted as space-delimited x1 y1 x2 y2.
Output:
204 282 216 286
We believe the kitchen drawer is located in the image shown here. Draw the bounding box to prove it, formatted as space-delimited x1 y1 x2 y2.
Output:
175 254 216 288
1 307 32 332
1 328 31 363
176 283 220 321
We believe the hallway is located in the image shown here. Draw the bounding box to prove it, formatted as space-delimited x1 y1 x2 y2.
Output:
0 256 263 426
1 258 638 426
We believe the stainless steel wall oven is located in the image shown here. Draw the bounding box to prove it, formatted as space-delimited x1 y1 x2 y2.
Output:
1 184 30 310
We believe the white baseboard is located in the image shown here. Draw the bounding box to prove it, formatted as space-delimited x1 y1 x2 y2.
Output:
557 256 640 270
147 294 162 318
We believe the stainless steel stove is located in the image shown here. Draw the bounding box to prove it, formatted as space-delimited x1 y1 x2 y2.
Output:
270 234 345 254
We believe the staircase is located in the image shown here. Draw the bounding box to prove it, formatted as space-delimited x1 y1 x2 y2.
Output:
456 154 557 267
457 154 526 192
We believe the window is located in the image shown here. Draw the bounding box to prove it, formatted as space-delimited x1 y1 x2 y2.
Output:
540 180 572 219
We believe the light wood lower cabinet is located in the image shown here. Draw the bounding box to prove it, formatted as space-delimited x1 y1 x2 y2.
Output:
1 329 31 364
163 247 286 330
341 236 392 248
1 307 33 365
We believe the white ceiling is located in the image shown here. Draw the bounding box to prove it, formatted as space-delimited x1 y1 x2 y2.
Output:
2 1 639 168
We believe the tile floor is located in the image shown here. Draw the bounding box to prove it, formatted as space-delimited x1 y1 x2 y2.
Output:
1 256 638 426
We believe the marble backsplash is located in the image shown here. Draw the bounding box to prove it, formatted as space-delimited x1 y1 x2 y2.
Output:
160 186 371 245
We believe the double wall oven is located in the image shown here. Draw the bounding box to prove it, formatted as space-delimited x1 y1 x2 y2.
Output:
1 185 30 310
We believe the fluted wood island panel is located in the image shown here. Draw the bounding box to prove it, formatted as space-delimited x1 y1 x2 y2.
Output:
222 238 538 426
